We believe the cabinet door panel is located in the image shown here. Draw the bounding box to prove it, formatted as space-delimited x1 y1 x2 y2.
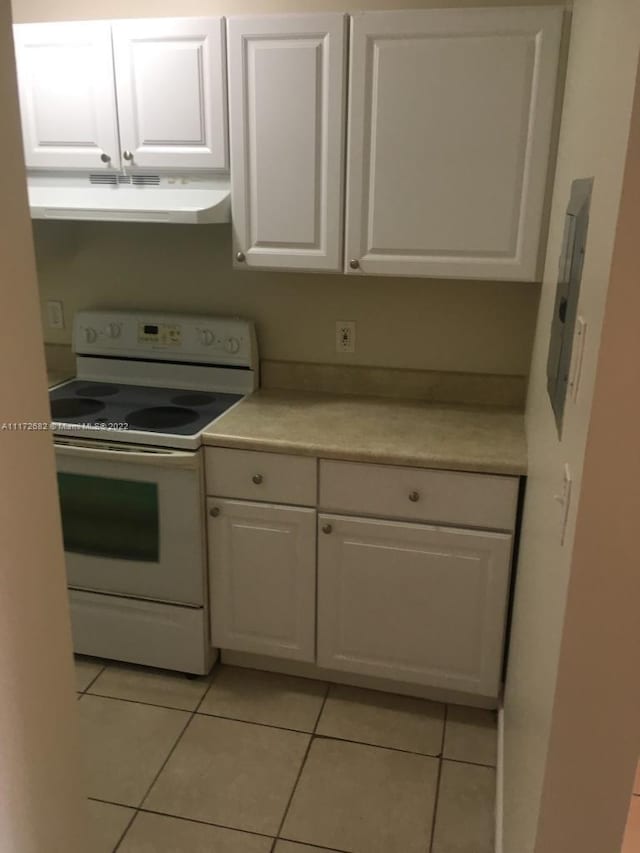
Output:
346 7 563 280
317 514 512 697
112 17 228 170
227 14 347 270
13 21 120 170
209 498 316 661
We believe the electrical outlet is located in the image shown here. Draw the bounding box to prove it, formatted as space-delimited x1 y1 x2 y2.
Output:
46 300 65 330
336 321 356 353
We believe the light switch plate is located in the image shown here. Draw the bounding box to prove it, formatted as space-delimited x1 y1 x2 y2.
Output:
555 463 573 546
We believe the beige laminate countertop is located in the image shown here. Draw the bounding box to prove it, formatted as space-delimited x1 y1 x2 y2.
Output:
203 389 527 476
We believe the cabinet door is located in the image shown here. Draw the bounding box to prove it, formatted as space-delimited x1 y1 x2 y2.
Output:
227 14 347 271
317 514 512 697
208 498 316 661
13 21 120 170
345 7 563 280
112 17 228 170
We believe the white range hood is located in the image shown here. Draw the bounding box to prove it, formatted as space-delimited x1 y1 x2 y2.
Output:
26 173 230 224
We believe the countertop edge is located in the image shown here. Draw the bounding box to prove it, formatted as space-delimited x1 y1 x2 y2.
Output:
201 433 527 477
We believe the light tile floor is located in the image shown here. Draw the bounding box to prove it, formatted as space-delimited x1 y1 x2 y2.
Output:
75 656 497 853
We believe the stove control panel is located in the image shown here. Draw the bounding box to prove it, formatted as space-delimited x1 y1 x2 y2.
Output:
138 322 182 346
73 311 258 370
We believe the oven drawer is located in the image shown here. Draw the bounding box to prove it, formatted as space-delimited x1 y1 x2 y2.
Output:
319 459 519 531
69 590 214 674
205 447 317 505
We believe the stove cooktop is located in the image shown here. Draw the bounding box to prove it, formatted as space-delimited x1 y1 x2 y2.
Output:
49 380 242 440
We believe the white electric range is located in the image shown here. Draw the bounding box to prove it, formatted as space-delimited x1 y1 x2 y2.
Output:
51 310 258 674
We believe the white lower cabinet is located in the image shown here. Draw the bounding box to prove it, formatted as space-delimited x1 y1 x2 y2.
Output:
208 497 316 662
317 513 513 697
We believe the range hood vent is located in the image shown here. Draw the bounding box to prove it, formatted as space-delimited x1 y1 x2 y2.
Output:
131 174 161 186
28 172 230 224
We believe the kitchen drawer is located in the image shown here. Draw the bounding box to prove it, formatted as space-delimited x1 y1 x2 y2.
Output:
319 459 519 531
205 447 317 506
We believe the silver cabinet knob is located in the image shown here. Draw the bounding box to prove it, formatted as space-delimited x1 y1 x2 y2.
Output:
322 523 333 534
236 251 246 263
409 491 420 503
252 474 263 485
100 152 111 163
123 150 134 161
209 506 220 518
349 258 360 270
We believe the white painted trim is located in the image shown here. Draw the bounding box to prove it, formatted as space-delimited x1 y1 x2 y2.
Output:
496 704 504 853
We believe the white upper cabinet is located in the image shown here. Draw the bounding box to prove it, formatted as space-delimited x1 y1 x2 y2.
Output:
112 18 228 170
227 14 347 271
13 21 120 170
345 7 564 280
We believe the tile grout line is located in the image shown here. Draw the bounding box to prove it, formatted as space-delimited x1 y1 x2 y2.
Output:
89 793 352 853
81 690 496 766
112 676 217 853
85 690 213 716
428 757 444 853
277 837 352 853
270 681 332 853
81 665 498 851
111 806 138 853
79 662 107 695
89 795 278 843
134 805 279 842
427 704 448 853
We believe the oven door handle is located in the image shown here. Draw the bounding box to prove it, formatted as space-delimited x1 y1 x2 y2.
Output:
53 439 200 468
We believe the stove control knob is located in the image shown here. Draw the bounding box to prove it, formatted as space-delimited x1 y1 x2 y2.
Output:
83 327 97 344
105 322 122 339
199 329 215 346
225 337 241 354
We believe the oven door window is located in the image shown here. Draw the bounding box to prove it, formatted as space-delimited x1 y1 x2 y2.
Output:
57 472 159 562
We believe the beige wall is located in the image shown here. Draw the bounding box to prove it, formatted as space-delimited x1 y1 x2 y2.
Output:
11 0 562 23
34 222 539 374
502 2 640 851
534 62 640 852
10 0 556 377
0 0 85 849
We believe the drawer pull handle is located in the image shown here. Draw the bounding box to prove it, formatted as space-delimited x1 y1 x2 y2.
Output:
209 506 220 518
322 523 333 534
409 490 420 502
252 473 263 485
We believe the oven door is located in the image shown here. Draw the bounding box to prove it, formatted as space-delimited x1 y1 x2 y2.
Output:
54 439 205 606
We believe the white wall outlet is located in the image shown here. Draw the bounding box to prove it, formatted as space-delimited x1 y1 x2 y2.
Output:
46 300 65 330
336 321 356 353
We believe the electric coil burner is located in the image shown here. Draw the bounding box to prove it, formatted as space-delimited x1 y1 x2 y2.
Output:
50 310 258 674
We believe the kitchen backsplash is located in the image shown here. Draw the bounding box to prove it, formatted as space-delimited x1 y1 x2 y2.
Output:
34 221 539 378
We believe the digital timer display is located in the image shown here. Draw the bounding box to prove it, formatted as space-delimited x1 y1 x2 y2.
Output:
138 322 181 346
